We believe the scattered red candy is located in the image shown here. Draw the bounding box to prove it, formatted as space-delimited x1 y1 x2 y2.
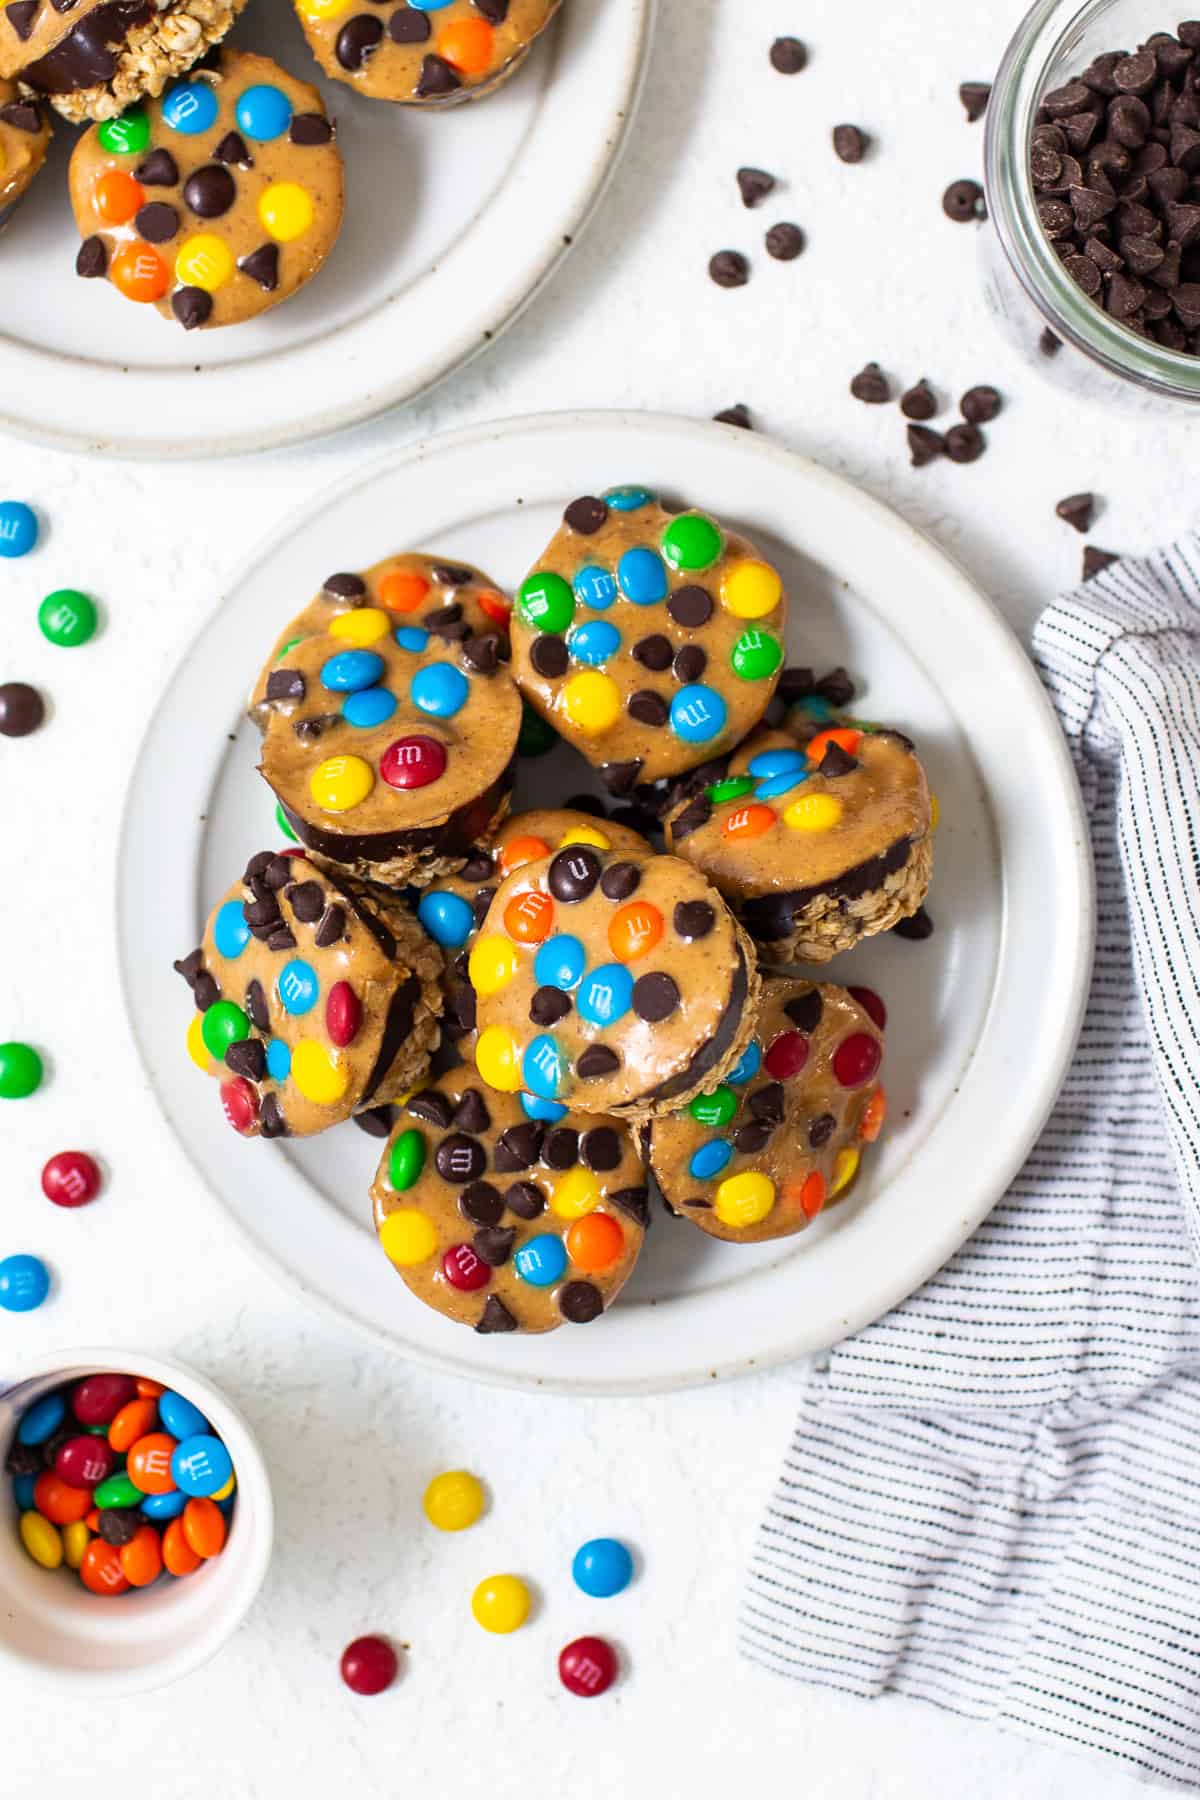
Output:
41 1150 102 1208
55 1434 115 1490
380 735 447 790
832 1032 882 1089
71 1373 137 1426
558 1635 618 1696
326 981 361 1048
340 1635 399 1695
442 1243 490 1291
220 1077 258 1134
764 1030 809 1080
847 986 887 1031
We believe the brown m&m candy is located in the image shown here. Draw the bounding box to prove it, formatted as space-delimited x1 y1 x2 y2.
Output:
293 0 559 108
0 80 49 227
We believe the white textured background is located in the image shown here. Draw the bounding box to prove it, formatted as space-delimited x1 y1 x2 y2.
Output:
2 0 1192 1793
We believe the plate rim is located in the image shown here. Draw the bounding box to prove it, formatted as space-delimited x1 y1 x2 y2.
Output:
0 0 654 461
116 407 1095 1394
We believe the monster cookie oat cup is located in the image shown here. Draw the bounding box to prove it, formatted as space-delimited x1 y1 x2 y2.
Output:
293 0 560 109
6 0 247 122
0 81 49 228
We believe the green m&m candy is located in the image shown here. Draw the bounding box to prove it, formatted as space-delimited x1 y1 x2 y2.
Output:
93 1471 145 1510
201 1001 250 1060
661 511 723 573
0 1041 43 1099
707 775 755 805
38 589 97 648
388 1127 426 1191
517 571 574 634
97 107 150 156
275 801 298 843
731 629 783 682
275 635 303 663
518 701 557 757
688 1085 737 1128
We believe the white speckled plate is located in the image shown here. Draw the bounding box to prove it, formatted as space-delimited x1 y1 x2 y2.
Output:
117 411 1093 1393
0 0 650 457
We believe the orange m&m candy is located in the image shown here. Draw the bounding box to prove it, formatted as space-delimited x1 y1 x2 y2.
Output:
136 1377 166 1399
478 589 511 626
795 1171 826 1219
379 569 429 613
94 170 144 224
608 900 663 962
126 1431 178 1494
110 241 169 304
80 1538 129 1596
504 888 554 944
182 1496 227 1559
86 1508 101 1531
565 1212 624 1272
499 835 550 875
120 1524 163 1588
162 1517 202 1577
859 1086 887 1142
437 15 493 72
722 803 775 842
807 727 862 767
109 1397 160 1453
34 1472 93 1525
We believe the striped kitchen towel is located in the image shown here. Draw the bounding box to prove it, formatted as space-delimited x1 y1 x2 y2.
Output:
741 538 1200 1788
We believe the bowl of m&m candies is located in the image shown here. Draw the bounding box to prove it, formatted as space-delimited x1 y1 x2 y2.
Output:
0 1348 273 1693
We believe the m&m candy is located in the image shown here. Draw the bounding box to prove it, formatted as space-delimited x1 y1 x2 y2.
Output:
422 1470 485 1532
0 1040 43 1098
340 1635 400 1695
0 1254 49 1312
471 1574 530 1634
38 589 97 648
41 1151 101 1208
559 1635 619 1696
572 1537 633 1598
0 500 38 558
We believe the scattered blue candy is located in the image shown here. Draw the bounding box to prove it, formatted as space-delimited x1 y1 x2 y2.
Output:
572 1537 633 1598
521 1091 568 1122
603 486 653 512
689 1139 733 1180
726 1041 762 1086
577 962 633 1026
161 80 219 135
395 626 430 653
407 0 453 8
141 1487 187 1521
277 959 319 1016
755 770 809 800
214 899 251 961
748 748 807 779
235 83 292 141
796 695 834 721
266 1038 292 1082
573 565 618 610
171 1433 234 1498
12 1472 35 1511
17 1391 65 1445
158 1389 209 1441
342 686 397 729
523 1033 566 1100
618 546 667 605
534 933 587 990
514 1234 568 1287
568 621 621 667
411 662 469 719
320 649 385 693
0 500 38 559
418 889 476 949
670 683 727 743
0 1254 49 1313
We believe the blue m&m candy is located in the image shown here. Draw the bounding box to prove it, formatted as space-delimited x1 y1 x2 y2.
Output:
748 747 807 779
395 626 429 653
618 547 667 605
568 621 621 667
407 0 453 7
141 1487 187 1522
755 769 809 800
278 959 319 1015
418 890 476 948
411 663 469 718
235 83 292 141
171 1433 233 1498
514 1234 568 1287
0 1254 49 1312
158 1389 209 1441
688 1139 733 1180
603 486 653 512
572 1537 633 1599
342 687 397 728
534 934 586 990
578 962 633 1025
17 1391 65 1445
12 1472 35 1511
0 500 37 558
670 684 727 743
573 565 618 610
521 1092 568 1122
726 1041 761 1085
162 80 219 134
523 1034 566 1100
321 649 385 693
214 900 251 960
266 1038 292 1081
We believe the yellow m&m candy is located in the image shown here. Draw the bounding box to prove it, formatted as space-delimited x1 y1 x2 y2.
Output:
310 754 374 811
550 1166 601 1220
714 1171 776 1228
720 559 782 620
468 934 517 997
562 671 621 736
471 1574 530 1634
295 0 348 18
930 793 940 831
186 1012 211 1072
783 792 843 833
380 1207 438 1267
291 1040 350 1106
423 1470 485 1532
328 607 391 647
830 1147 860 1197
20 1510 63 1571
259 182 314 243
175 234 234 292
558 824 611 850
475 1025 521 1092
62 1520 91 1571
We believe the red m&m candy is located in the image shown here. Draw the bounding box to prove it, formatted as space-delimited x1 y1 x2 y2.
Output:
41 1151 102 1208
340 1635 399 1695
558 1635 618 1696
764 1030 809 1080
326 981 361 1048
442 1243 490 1291
220 1077 258 1134
847 986 887 1031
832 1032 882 1089
72 1373 137 1426
381 735 446 790
55 1434 115 1490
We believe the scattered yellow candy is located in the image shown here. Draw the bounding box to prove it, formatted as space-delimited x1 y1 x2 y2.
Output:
380 1207 439 1267
720 559 782 620
423 1470 485 1532
210 1474 236 1503
62 1520 91 1571
468 934 518 997
175 233 234 293
475 1025 521 1092
295 0 348 18
561 671 621 736
830 1147 860 1197
329 607 391 647
310 753 374 812
20 1510 63 1571
187 1012 211 1072
291 1039 350 1106
783 792 844 833
471 1573 530 1634
558 824 611 850
930 793 940 831
259 182 315 243
714 1170 776 1228
550 1166 601 1220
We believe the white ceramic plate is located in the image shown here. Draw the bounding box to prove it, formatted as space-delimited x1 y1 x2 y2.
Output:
0 0 649 457
117 410 1093 1393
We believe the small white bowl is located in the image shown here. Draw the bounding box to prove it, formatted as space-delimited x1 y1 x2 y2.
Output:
0 1347 273 1695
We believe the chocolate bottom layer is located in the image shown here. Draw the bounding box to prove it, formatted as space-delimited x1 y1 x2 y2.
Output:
741 837 913 943
274 758 516 868
608 943 749 1115
23 0 152 92
362 973 421 1105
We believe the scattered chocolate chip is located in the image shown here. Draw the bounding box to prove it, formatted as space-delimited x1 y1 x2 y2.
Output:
851 360 892 404
324 572 366 599
581 1127 621 1172
136 148 178 185
416 50 460 95
1040 327 1062 355
243 889 281 929
601 759 643 795
669 587 716 634
600 860 641 900
314 905 346 947
213 131 251 167
543 1127 579 1171
461 633 501 675
238 244 279 291
431 565 472 587
288 880 324 922
672 644 707 684
531 634 569 678
577 1044 620 1079
777 666 815 704
628 690 669 727
808 1113 836 1148
453 1088 491 1134
900 379 937 420
435 1134 486 1184
945 422 985 462
495 1121 544 1173
629 632 672 674
266 668 305 702
784 989 823 1033
294 714 338 742
673 899 715 939
530 985 572 1026
0 101 39 137
608 1185 649 1227
943 178 985 221
713 403 753 428
908 424 945 466
337 12 382 67
632 971 680 1021
76 235 108 279
504 1180 545 1219
174 947 203 987
0 682 44 737
961 384 1002 422
1056 491 1095 531
388 3 430 40
894 904 935 940
183 165 234 219
225 1037 266 1081
559 1280 603 1323
815 666 855 706
459 850 497 883
819 740 858 776
4 1 38 40
960 81 991 122
290 111 333 144
766 221 805 260
476 1295 517 1333
407 1088 455 1128
770 35 806 72
459 1181 504 1227
474 0 508 19
564 495 607 533
737 166 775 207
243 978 269 1033
194 972 219 1010
548 845 601 903
709 249 749 288
353 1105 394 1139
833 123 867 163
266 926 296 951
474 1226 516 1267
734 1120 774 1155
1083 544 1119 579
749 1082 785 1125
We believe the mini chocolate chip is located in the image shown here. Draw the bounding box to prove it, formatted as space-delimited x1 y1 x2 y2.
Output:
815 666 855 706
174 947 203 987
819 741 858 776
560 1281 604 1323
408 1089 455 1128
462 633 501 675
416 50 460 95
459 850 496 883
749 1082 785 1125
289 111 333 144
474 1225 516 1267
288 880 324 922
239 244 280 290
602 759 644 795
474 0 508 18
667 586 714 630
1040 327 1063 355
388 3 430 40
504 1180 545 1220
734 1120 774 1155
548 846 601 902
495 1122 544 1172
808 1113 836 1148
945 423 986 462
194 972 219 1010
97 1508 141 1547
777 666 816 704
632 633 673 670
4 2 38 40
766 221 805 260
632 971 680 1021
943 178 985 221
960 81 991 122
531 985 572 1026
213 131 251 167
600 860 641 900
784 989 824 1033
581 1127 622 1172
172 284 213 332
564 495 607 533
266 668 305 702
713 403 752 428
628 690 669 727
0 100 39 134
0 683 44 737
961 384 1002 422
135 149 178 188
531 634 569 678
225 1037 266 1081
1056 491 1095 531
609 1185 650 1227
900 379 937 420
353 1105 394 1139
260 1094 289 1138
543 1127 579 1171
850 361 890 402
243 890 280 929
737 166 775 207
908 424 945 466
833 123 868 163
453 1089 491 1134
314 905 346 947
460 1181 504 1227
5 1441 41 1476
673 644 707 683
669 795 713 842
894 904 935 940
294 714 338 740
76 236 108 279
183 166 235 221
243 978 269 1033
324 572 367 599
770 34 806 72
266 927 297 952
709 250 749 288
432 565 472 587
674 900 716 941
1083 544 1119 579
435 1134 486 1184
452 986 477 1033
577 1044 620 1079
475 1295 517 1333
338 11 384 64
